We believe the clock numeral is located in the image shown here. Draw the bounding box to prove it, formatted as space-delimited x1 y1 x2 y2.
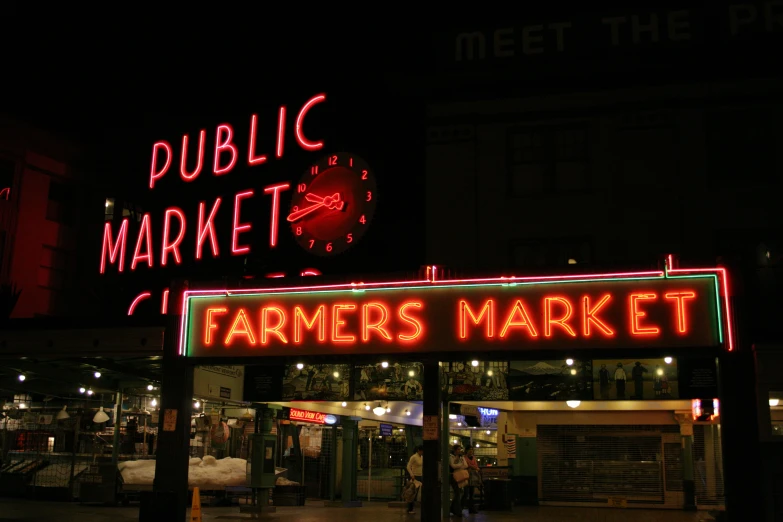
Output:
296 226 302 236
297 183 306 193
366 191 372 202
311 165 319 176
309 239 315 249
346 233 353 243
326 242 333 252
328 155 338 166
359 215 366 225
361 169 368 180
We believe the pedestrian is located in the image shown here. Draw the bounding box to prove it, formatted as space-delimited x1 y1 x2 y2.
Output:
614 362 627 398
465 448 481 514
449 444 469 516
405 445 423 514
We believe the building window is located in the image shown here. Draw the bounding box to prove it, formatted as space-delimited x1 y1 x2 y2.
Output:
46 180 76 225
512 238 592 269
507 126 589 196
105 198 115 221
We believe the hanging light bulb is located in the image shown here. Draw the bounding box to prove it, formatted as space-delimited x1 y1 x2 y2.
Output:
79 387 86 394
341 401 347 407
373 404 386 416
486 430 491 435
147 384 154 391
17 374 26 382
386 405 391 413
471 360 479 367
364 403 370 411
405 410 410 416
381 362 389 368
94 371 102 378
151 399 157 407
87 389 94 396
56 405 70 421
194 401 200 409
566 359 574 366
296 363 304 370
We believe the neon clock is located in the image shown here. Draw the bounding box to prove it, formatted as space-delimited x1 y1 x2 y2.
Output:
287 152 377 256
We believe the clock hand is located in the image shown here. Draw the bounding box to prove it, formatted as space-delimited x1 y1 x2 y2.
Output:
286 193 345 223
287 202 325 222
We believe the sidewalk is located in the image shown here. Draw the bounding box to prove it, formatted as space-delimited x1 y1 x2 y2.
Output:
0 499 718 521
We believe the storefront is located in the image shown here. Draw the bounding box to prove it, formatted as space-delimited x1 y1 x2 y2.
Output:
147 258 733 520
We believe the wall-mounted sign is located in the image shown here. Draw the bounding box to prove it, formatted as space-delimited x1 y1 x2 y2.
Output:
289 408 328 424
423 415 439 441
379 423 394 436
478 408 499 417
182 273 723 357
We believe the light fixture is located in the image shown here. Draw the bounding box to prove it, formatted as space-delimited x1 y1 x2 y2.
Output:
471 360 479 367
570 369 577 375
147 384 154 391
399 428 404 432
151 399 157 407
381 361 389 368
566 359 574 366
373 404 386 416
457 422 462 426
194 401 200 409
657 369 664 376
408 370 415 377
568 258 577 265
449 414 457 420
566 400 581 408
87 389 94 396
664 357 673 364
296 363 304 370
476 443 480 448
56 405 70 420
364 403 370 411
487 370 493 376
79 387 86 394
770 399 780 407
405 409 410 416
93 406 110 423
94 372 101 378
105 200 110 208
242 408 253 421
386 405 391 413
341 401 347 407
333 372 340 378
17 374 26 382
486 430 491 435
18 403 27 409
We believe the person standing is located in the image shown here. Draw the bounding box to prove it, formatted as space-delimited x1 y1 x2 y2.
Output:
449 444 469 516
465 448 481 514
632 361 648 399
405 445 423 514
614 362 627 398
599 364 610 399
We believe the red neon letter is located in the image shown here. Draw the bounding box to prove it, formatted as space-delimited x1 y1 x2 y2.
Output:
629 293 660 335
180 130 206 181
149 141 172 189
361 303 393 342
295 94 326 151
459 299 494 339
205 307 228 345
582 294 614 337
100 219 128 273
664 291 697 333
544 297 577 337
161 207 186 266
196 198 221 259
276 106 286 158
500 299 539 338
248 114 268 166
213 124 238 175
131 213 154 270
332 304 356 342
261 307 288 344
264 183 290 248
225 308 256 345
293 305 325 343
127 291 151 316
232 190 254 255
161 288 170 315
398 301 424 342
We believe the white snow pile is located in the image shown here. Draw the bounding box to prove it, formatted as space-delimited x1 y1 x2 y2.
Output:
118 457 248 489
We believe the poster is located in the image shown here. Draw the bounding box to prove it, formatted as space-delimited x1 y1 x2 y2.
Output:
282 363 351 401
423 415 439 440
507 360 591 401
354 362 423 401
677 357 717 399
441 361 508 401
592 358 678 400
243 364 284 402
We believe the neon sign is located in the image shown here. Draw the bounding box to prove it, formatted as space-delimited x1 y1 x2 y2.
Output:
289 408 328 424
101 93 327 275
479 408 499 417
182 270 726 358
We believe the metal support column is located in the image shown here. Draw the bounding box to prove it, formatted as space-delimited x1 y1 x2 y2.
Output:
111 390 123 464
422 359 442 521
334 416 361 507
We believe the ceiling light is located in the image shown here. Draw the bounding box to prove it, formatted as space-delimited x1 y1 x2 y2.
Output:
457 422 462 426
664 357 673 364
194 401 200 409
476 443 480 448
487 370 493 376
93 406 110 423
381 362 389 368
17 374 25 382
657 369 664 376
471 360 479 367
770 399 780 407
405 409 410 416
79 387 86 394
399 428 404 432
147 384 154 391
568 258 577 265
94 372 101 378
333 372 340 378
486 430 491 435
566 400 581 409
373 405 386 416
408 370 415 377
296 363 304 370
87 389 94 396
570 369 577 375
56 405 70 421
566 359 574 366
151 399 157 407
339 401 347 407
18 403 27 409
364 403 370 411
449 414 457 420
386 405 391 413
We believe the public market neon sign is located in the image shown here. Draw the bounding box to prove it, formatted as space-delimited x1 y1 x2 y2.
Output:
181 265 732 357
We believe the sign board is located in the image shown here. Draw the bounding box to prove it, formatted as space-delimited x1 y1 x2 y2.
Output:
163 409 178 431
423 415 439 440
194 365 244 401
460 404 480 417
183 274 722 357
289 408 328 424
478 408 499 417
379 423 393 436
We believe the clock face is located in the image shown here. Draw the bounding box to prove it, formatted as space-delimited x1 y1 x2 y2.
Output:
287 152 377 256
